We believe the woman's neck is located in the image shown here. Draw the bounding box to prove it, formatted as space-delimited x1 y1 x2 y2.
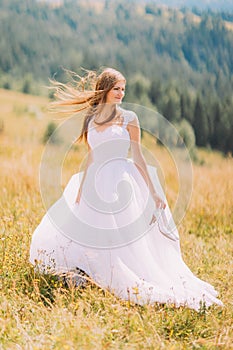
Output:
94 104 119 124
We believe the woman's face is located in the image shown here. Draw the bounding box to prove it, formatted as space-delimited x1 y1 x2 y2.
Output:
106 80 126 104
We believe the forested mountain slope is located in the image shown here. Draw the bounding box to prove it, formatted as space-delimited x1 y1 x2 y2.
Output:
0 0 232 152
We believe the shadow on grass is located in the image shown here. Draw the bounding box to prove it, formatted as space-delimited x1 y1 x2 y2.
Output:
20 265 93 307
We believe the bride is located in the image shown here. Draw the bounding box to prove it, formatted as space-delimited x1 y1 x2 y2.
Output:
29 67 223 311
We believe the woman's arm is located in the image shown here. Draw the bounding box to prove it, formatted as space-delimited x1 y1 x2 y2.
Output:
127 114 166 215
75 144 93 204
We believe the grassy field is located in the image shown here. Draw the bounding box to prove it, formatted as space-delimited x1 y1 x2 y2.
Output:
0 89 232 349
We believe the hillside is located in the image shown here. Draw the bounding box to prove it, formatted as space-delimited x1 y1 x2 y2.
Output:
0 88 232 349
39 0 233 11
1 0 233 87
145 0 233 11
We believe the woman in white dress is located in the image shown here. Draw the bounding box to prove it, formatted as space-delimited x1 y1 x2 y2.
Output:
30 68 223 311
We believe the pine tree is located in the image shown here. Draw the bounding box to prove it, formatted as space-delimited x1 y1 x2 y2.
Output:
193 97 209 147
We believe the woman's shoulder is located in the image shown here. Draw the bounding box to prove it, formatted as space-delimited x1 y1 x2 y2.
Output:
119 108 138 124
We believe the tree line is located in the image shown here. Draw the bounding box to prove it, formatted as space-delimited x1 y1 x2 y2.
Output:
0 0 232 153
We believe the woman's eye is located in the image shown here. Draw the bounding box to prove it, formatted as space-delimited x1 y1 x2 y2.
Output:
113 88 125 91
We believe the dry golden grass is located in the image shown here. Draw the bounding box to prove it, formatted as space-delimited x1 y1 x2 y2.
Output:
0 89 232 349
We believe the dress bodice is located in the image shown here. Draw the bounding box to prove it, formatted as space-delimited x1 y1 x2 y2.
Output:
87 109 137 162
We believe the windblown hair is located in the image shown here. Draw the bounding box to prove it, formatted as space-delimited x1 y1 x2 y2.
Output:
50 67 126 143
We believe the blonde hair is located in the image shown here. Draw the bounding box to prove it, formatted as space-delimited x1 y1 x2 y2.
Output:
50 67 126 143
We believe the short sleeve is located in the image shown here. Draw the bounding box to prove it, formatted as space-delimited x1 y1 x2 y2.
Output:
122 110 138 126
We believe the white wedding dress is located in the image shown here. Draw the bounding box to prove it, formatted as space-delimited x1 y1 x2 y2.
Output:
29 109 223 311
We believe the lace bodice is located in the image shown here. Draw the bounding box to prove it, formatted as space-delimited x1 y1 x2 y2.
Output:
87 109 137 162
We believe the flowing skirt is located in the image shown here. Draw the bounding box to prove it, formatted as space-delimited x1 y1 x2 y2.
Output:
30 161 223 310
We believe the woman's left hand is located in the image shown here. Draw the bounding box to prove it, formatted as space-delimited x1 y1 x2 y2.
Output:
153 194 166 210
149 194 166 225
